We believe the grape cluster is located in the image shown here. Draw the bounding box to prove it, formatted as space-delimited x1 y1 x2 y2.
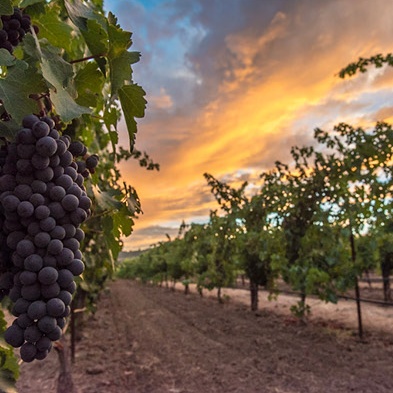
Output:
0 7 38 54
0 114 98 362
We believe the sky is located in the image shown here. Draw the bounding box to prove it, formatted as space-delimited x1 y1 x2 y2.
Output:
105 0 393 250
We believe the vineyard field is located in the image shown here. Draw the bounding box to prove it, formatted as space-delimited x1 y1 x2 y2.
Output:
17 279 393 393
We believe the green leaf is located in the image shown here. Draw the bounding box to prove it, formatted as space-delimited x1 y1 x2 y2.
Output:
92 186 123 211
107 12 132 57
50 87 91 122
81 19 108 56
109 51 140 96
118 84 147 149
0 49 16 67
26 37 92 122
0 119 21 140
0 311 19 393
0 60 46 124
19 0 45 7
41 45 74 89
74 62 105 108
33 6 74 53
64 0 108 59
0 1 13 15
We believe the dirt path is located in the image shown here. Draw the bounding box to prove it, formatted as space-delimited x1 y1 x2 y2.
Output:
17 279 393 393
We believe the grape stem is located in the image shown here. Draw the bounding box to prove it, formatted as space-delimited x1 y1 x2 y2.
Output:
69 54 106 64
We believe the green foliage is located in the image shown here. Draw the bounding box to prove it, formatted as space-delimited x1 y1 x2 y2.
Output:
0 310 19 393
338 53 393 78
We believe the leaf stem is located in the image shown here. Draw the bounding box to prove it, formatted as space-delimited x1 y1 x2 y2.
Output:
69 54 106 64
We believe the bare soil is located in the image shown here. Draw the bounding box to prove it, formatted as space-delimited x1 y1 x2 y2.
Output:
16 279 393 393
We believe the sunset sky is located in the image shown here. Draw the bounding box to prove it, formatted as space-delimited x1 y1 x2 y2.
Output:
106 0 393 250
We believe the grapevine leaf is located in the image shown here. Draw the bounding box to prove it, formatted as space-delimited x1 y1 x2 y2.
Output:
19 0 45 7
109 51 140 96
50 87 91 122
0 49 16 67
0 119 20 140
81 19 109 56
41 45 74 89
74 62 105 108
63 0 98 30
113 205 134 237
0 1 13 15
33 7 74 53
28 41 92 121
107 12 132 56
92 186 123 211
64 0 108 59
0 60 46 124
118 84 147 149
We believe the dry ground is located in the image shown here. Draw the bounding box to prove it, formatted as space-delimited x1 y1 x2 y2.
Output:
16 279 393 393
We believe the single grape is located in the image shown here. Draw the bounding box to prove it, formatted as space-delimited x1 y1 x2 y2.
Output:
37 315 57 334
47 298 65 317
24 324 43 343
39 216 56 232
31 153 50 170
27 300 47 320
17 200 34 218
57 269 74 288
46 325 62 341
24 254 43 272
16 239 35 258
58 290 72 306
49 185 66 202
20 342 37 362
12 298 31 316
21 282 41 301
36 336 52 352
61 194 79 212
38 266 58 285
32 121 50 139
68 259 85 276
4 324 25 348
34 205 50 220
47 239 63 255
35 136 57 157
50 225 66 240
33 231 51 248
40 282 60 299
56 248 74 266
31 180 47 195
22 114 39 129
16 313 33 329
68 141 85 157
19 271 37 286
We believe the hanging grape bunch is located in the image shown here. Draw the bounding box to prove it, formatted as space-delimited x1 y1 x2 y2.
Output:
0 114 98 362
0 7 38 54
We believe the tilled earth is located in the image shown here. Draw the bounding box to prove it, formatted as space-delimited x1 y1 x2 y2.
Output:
17 279 393 393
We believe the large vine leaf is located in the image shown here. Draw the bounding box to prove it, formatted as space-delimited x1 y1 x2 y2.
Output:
19 0 45 7
63 0 107 55
0 1 13 15
74 62 105 108
118 84 147 149
0 60 46 125
0 49 16 67
109 51 140 97
107 12 139 95
33 5 74 53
